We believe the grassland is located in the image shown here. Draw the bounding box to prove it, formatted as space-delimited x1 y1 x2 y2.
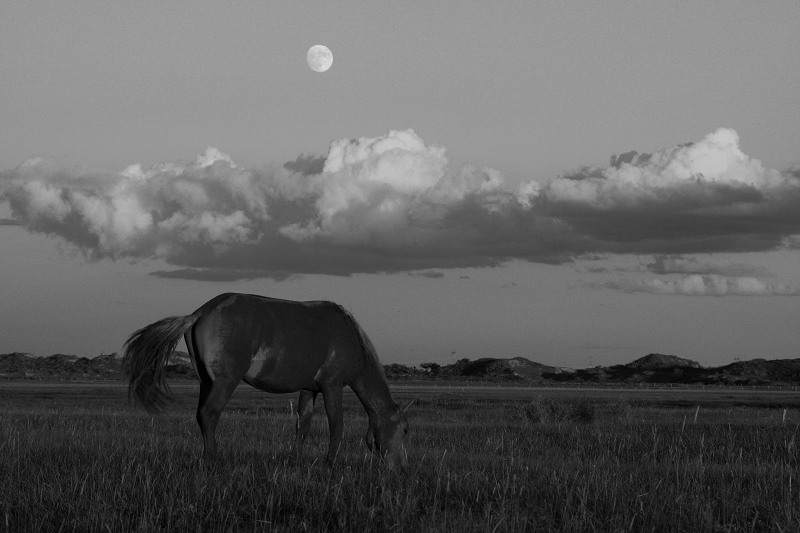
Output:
1 382 799 532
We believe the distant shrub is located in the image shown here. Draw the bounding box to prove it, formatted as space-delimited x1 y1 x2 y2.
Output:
519 395 561 424
570 396 595 423
518 395 595 424
608 398 633 422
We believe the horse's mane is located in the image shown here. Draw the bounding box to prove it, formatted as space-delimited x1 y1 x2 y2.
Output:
336 305 387 379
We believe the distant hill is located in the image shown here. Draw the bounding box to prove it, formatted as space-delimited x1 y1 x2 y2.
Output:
0 351 193 381
714 359 800 384
2 350 800 386
626 353 702 370
437 357 572 381
387 354 800 386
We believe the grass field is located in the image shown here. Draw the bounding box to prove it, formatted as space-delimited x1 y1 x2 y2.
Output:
1 382 799 532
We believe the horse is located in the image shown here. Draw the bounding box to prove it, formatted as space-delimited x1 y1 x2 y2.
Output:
123 292 411 468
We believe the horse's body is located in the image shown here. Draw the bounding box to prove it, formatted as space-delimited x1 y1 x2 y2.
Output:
123 293 410 467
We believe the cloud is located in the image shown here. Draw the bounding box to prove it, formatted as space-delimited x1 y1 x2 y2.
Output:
645 255 770 277
785 236 800 250
282 154 325 176
3 147 265 260
1 127 799 280
538 128 800 254
597 274 799 297
408 270 445 278
149 268 296 282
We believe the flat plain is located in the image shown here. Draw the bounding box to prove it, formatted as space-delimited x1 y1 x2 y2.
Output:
1 381 799 532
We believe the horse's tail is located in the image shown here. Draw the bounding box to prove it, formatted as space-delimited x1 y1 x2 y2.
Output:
122 314 198 413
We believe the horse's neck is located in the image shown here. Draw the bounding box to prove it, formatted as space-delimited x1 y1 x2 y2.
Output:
351 366 395 424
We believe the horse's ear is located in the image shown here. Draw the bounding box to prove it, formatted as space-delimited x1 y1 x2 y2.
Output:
400 399 416 413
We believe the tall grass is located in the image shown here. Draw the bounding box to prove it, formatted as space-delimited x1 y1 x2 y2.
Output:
514 394 596 424
1 395 799 531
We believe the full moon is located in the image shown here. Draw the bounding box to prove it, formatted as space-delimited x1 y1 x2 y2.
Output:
307 45 333 73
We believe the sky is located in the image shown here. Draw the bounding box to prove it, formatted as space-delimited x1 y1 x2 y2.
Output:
1 1 799 369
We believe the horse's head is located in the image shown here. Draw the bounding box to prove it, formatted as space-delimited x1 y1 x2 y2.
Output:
366 400 413 468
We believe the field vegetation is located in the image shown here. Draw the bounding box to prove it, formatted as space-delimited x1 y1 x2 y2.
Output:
1 383 799 532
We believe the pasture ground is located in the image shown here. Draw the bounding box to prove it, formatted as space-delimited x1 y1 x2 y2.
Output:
1 381 799 532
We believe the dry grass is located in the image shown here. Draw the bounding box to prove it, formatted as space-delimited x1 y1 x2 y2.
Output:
1 386 799 532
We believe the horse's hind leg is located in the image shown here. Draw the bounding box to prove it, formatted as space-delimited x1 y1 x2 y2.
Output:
196 377 239 461
291 390 317 465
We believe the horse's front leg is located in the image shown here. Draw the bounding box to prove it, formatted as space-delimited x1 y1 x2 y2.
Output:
291 389 317 465
321 385 343 466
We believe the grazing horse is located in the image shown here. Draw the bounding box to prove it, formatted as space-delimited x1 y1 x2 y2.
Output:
123 293 411 468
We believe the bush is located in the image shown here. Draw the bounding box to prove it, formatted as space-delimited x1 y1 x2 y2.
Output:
608 398 633 422
518 395 595 424
570 396 596 423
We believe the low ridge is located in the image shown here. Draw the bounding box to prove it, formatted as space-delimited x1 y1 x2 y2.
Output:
2 351 799 386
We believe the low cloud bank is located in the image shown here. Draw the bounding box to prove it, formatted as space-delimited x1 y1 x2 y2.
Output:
1 128 798 282
598 275 798 297
645 255 771 278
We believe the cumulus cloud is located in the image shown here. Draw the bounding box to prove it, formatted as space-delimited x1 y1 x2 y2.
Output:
1 127 799 282
1 131 562 276
598 274 799 297
538 128 800 254
3 147 265 260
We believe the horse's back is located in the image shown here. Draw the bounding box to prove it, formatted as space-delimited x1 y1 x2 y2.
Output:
190 293 363 392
